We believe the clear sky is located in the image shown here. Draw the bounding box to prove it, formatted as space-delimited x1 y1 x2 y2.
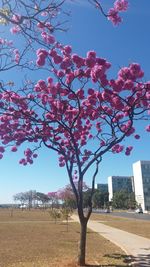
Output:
0 1 150 203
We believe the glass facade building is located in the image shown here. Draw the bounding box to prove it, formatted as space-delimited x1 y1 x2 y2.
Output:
95 183 108 193
108 176 134 201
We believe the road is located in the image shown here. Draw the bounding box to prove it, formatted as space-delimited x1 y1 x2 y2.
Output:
92 209 150 221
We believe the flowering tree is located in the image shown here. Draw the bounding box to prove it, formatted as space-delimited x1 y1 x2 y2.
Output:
47 191 59 208
1 43 150 265
0 0 150 266
57 185 76 206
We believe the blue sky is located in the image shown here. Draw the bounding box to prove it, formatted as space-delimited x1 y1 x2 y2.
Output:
0 1 150 203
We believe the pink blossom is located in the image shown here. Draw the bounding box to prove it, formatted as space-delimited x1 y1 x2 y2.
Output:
146 125 150 132
36 49 48 57
36 57 45 66
63 45 72 54
124 80 134 90
37 22 45 29
88 88 95 95
12 14 21 22
11 146 17 152
108 8 122 25
41 11 48 17
125 146 133 156
53 55 63 64
46 35 55 44
57 70 65 78
0 38 4 45
0 146 5 153
60 57 72 69
85 57 95 68
41 32 55 44
72 54 85 67
87 51 96 59
10 26 21 34
134 134 140 140
114 0 128 12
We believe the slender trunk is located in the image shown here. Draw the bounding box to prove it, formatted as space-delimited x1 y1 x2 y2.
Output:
78 219 87 266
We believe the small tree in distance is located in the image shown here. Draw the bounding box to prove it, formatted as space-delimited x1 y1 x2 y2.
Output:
57 184 77 209
47 191 59 209
92 189 109 209
35 192 49 208
13 190 36 209
0 1 150 266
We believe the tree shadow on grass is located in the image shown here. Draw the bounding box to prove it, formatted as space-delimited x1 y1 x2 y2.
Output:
85 253 132 266
85 253 150 267
85 265 126 267
129 253 150 267
105 252 150 266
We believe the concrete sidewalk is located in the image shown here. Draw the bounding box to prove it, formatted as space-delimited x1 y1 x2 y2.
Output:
71 214 150 266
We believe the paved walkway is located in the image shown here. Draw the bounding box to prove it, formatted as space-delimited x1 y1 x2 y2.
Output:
71 214 150 266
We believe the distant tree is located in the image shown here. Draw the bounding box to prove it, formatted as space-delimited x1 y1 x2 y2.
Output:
47 191 59 209
127 192 137 210
13 192 26 206
57 184 76 209
112 190 136 209
83 189 92 209
25 190 36 209
49 208 61 223
13 190 36 209
35 192 49 208
61 206 72 231
58 183 89 209
92 189 109 209
83 189 108 209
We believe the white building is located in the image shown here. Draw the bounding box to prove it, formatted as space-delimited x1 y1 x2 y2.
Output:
133 160 150 212
108 176 134 201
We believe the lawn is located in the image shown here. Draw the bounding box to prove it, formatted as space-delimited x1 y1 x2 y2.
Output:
0 209 128 267
91 213 150 239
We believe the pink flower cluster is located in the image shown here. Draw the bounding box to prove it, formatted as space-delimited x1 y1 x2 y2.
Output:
112 144 124 153
19 148 38 165
12 14 21 23
0 146 5 159
41 32 55 45
10 25 21 34
108 0 128 25
36 48 48 66
13 49 20 64
37 21 54 34
125 146 133 156
0 38 13 47
146 125 150 132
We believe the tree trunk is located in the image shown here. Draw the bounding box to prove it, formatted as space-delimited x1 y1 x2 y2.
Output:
78 219 87 266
